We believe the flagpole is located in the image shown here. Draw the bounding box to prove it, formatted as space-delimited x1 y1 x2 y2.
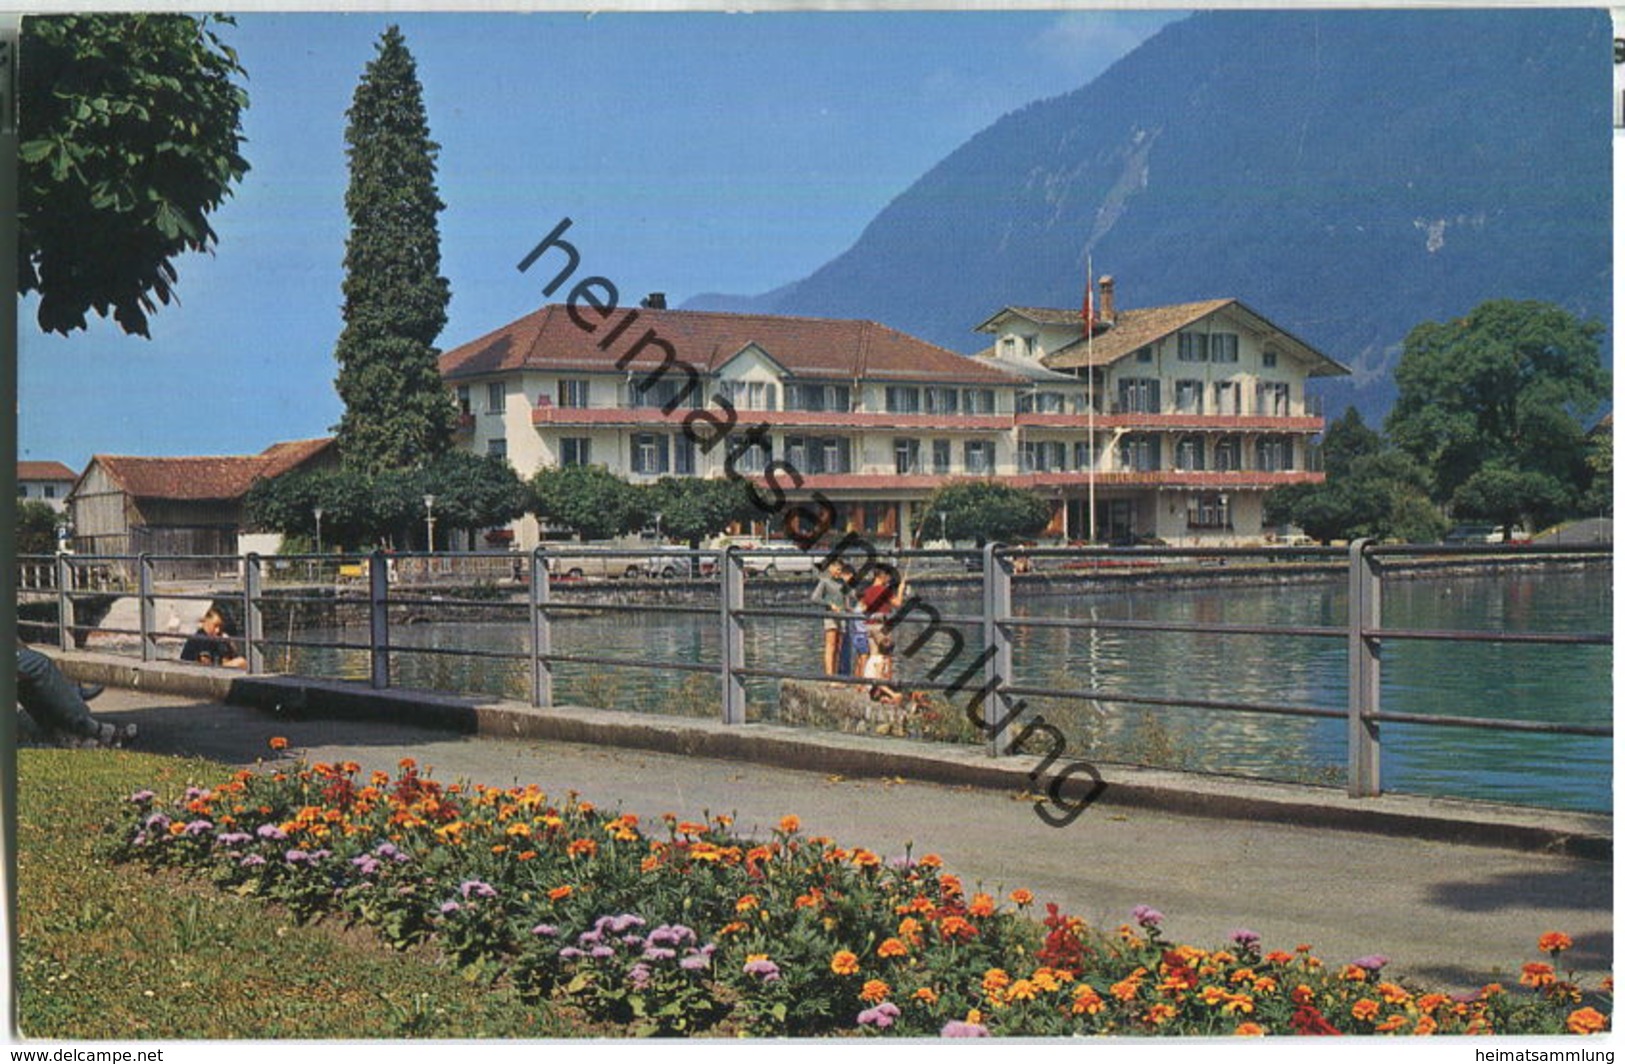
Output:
1085 258 1097 545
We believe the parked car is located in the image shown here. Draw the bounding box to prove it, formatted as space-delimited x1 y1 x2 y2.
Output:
1443 523 1526 545
538 547 647 580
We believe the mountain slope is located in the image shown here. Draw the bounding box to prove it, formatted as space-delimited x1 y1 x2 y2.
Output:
687 9 1611 421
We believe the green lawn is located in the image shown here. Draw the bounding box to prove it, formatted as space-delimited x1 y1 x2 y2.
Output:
14 748 564 1040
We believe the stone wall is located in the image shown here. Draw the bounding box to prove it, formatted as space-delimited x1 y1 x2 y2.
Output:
777 677 915 738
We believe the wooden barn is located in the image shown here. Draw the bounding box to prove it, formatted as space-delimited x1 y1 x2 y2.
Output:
68 439 335 576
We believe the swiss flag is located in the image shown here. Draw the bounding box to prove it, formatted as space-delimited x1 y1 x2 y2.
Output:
1081 262 1094 335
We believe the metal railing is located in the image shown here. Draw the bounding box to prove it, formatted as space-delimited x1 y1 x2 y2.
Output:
15 542 1611 801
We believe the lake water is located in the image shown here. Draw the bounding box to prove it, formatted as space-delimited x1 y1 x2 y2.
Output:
287 568 1611 813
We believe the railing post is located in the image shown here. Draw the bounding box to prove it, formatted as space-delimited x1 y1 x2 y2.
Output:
368 549 390 690
720 546 747 725
983 541 1017 756
530 547 552 708
138 553 155 662
54 552 73 651
243 553 264 675
1347 538 1382 796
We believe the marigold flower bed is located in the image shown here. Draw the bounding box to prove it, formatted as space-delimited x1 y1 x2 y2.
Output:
106 746 1610 1038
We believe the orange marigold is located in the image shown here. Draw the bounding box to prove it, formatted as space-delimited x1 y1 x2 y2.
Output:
968 892 996 918
1264 950 1295 966
1375 1014 1409 1033
939 873 964 896
1010 888 1035 907
938 915 978 941
1071 986 1105 1015
914 987 939 1005
1567 1007 1609 1035
778 814 801 833
676 820 707 836
566 838 597 858
1145 1003 1177 1025
982 968 1012 995
1376 982 1411 1005
736 894 759 913
1539 932 1574 955
548 885 572 901
917 854 943 868
831 950 860 976
268 736 288 751
1413 1015 1438 1036
1233 1022 1266 1036
877 938 908 959
1520 963 1557 988
1007 979 1039 1002
1416 993 1451 1014
1351 999 1380 1022
860 979 891 1003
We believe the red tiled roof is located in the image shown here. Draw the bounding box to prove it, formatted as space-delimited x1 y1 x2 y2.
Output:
440 305 1027 385
18 461 77 482
83 438 334 502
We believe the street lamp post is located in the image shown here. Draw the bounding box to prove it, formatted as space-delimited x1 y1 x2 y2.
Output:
423 495 437 553
313 507 324 554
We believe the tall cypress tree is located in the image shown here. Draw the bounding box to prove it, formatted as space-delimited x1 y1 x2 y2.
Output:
332 25 456 474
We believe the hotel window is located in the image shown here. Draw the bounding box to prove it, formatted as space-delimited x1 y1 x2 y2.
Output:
1188 493 1231 529
456 385 472 416
1118 434 1161 472
560 438 591 467
1211 333 1239 363
1135 347 1153 363
885 386 921 414
924 387 959 415
963 388 996 414
673 436 696 475
487 438 508 460
1256 381 1291 417
558 379 591 408
932 439 952 475
1214 381 1242 415
784 383 850 412
1073 440 1095 471
1256 436 1294 472
1174 380 1205 414
1175 436 1205 471
784 436 808 473
631 433 670 475
631 374 699 410
15 485 27 498
721 380 777 411
486 381 507 413
731 436 772 475
894 438 922 474
1213 436 1242 471
1178 333 1209 362
1262 350 1279 368
964 440 994 474
1017 391 1066 414
1117 378 1161 414
821 437 851 474
1020 440 1067 473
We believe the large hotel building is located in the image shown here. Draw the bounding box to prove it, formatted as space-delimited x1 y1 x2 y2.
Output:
438 278 1348 549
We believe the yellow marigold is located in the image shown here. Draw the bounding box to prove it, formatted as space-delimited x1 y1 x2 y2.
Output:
1233 1022 1266 1036
1540 932 1574 954
1376 982 1411 1005
1198 985 1228 1007
968 893 996 918
982 968 1012 994
914 987 939 1005
1222 994 1255 1015
1520 962 1557 988
777 814 800 833
1415 993 1450 1014
878 938 908 959
1010 888 1035 907
1567 1007 1609 1035
1030 968 1064 993
1144 1003 1177 1025
566 838 597 858
676 820 707 836
965 1009 983 1026
505 822 532 838
735 894 759 913
1007 979 1039 1002
918 854 943 868
548 885 572 901
1351 999 1380 1022
831 950 860 976
1071 985 1105 1015
860 979 891 1004
1111 974 1145 1002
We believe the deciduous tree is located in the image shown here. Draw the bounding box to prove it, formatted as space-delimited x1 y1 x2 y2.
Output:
529 466 650 543
19 14 250 336
920 480 1051 547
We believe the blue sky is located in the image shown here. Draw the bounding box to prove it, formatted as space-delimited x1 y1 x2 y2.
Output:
17 10 1185 470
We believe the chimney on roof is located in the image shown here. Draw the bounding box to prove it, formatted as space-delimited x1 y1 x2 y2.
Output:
1098 276 1116 323
641 292 667 310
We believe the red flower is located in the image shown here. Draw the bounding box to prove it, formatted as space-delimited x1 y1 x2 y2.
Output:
1290 1005 1343 1036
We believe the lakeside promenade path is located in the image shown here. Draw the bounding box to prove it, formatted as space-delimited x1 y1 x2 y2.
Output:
67 684 1610 993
